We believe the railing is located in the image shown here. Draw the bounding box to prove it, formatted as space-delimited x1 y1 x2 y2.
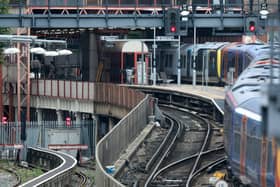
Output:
96 95 151 187
20 147 77 187
31 80 145 109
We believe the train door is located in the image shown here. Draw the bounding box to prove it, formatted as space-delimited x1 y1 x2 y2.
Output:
196 49 203 79
187 49 192 79
208 50 218 82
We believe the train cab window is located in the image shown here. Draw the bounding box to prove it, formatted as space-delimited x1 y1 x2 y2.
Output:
228 52 235 68
237 53 243 75
244 54 252 69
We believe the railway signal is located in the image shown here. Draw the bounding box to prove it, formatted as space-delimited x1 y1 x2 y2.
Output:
249 21 256 32
246 17 257 34
165 8 180 36
2 116 7 125
66 117 71 126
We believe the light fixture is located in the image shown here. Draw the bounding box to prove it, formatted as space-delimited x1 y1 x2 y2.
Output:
30 47 46 54
44 51 59 57
180 10 190 16
180 4 190 21
259 2 269 19
3 47 20 54
57 49 72 55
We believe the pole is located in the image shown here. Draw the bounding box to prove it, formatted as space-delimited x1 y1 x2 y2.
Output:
177 35 181 85
141 41 144 85
153 27 156 86
192 25 197 87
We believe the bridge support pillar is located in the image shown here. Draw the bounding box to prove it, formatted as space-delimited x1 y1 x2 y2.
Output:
56 110 63 124
14 107 18 121
37 109 45 147
75 112 82 124
109 117 114 131
92 114 99 148
36 109 42 122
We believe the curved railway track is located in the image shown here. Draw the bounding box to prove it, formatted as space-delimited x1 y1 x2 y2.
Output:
76 171 88 186
117 93 225 187
144 111 183 187
145 105 223 186
0 165 21 187
146 104 225 187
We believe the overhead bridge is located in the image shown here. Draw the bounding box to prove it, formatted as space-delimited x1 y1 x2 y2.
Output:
0 1 254 29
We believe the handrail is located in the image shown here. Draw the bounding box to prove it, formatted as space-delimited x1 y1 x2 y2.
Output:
19 147 77 187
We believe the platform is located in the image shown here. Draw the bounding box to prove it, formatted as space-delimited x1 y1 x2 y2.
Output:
128 84 225 114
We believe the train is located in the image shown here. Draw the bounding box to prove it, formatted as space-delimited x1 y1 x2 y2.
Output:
224 42 280 186
159 42 270 85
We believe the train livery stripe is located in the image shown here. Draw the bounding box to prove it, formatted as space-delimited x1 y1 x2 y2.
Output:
217 49 221 78
275 147 280 187
272 138 277 186
240 115 247 176
260 136 268 187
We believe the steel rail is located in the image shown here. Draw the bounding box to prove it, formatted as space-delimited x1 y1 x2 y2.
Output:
144 112 182 187
152 146 224 179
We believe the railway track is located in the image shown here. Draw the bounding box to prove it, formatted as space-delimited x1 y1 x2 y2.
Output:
118 97 225 187
144 110 183 187
143 105 224 187
76 171 88 187
0 165 21 187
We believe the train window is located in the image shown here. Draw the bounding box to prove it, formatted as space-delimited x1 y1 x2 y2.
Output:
228 52 235 68
267 142 273 173
196 50 203 72
238 53 243 75
234 133 241 156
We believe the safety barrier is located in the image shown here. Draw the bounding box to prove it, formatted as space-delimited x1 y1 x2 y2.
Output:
20 147 77 187
96 95 151 187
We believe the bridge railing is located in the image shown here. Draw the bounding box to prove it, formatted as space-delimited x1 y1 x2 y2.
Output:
20 147 77 187
31 80 145 109
96 95 151 187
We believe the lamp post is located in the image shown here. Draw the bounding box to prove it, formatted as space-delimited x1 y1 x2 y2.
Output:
0 35 71 122
153 27 156 86
180 4 190 86
177 35 181 85
193 25 197 87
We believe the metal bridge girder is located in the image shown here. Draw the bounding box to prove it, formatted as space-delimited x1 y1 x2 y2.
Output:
0 14 164 28
0 13 247 29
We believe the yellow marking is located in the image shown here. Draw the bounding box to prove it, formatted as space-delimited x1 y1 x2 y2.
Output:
213 171 226 179
276 147 280 187
217 50 221 78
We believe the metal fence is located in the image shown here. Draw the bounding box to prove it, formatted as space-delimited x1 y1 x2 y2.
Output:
96 95 151 187
0 120 94 160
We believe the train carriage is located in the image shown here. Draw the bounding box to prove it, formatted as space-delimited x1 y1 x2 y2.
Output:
224 44 280 186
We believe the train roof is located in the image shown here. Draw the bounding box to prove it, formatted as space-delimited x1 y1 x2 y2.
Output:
181 42 229 53
229 63 280 114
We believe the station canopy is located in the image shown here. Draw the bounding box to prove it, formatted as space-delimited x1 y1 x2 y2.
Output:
122 40 148 53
